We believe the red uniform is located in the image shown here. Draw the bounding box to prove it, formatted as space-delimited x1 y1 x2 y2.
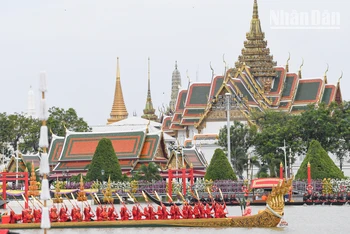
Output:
143 206 150 220
10 210 22 223
22 209 33 223
59 206 69 222
120 206 130 221
148 205 156 220
108 206 118 220
205 204 212 218
132 205 143 220
84 206 95 221
34 209 42 223
50 206 59 222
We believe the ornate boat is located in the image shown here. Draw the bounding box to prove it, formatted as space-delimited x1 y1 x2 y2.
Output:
0 179 291 229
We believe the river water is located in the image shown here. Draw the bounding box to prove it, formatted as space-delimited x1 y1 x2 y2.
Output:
2 201 350 234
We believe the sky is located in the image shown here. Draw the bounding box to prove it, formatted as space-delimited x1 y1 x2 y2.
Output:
0 0 349 126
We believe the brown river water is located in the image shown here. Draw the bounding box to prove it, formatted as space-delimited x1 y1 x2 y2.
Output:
2 201 350 234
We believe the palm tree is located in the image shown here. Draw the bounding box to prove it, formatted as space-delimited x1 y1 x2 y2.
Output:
138 162 162 181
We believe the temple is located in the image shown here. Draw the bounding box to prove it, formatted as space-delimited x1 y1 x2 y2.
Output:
165 0 343 160
107 57 128 124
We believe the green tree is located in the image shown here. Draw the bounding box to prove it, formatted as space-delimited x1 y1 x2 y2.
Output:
330 101 350 170
47 107 91 137
135 162 162 181
296 103 338 153
252 110 301 177
218 121 257 177
204 148 237 180
295 140 344 180
86 138 122 182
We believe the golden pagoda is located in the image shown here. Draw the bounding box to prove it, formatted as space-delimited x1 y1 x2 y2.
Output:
107 57 129 124
28 161 39 196
77 174 87 201
102 175 114 204
53 178 63 203
141 57 158 121
234 0 277 93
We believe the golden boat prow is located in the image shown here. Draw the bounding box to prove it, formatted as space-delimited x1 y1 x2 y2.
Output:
1 179 291 229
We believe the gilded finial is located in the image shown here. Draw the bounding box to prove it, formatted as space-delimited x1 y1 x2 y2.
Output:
324 63 329 84
49 128 53 135
338 71 343 83
280 162 283 167
210 61 214 77
307 162 310 167
186 70 191 84
117 57 120 79
253 0 259 19
63 122 67 132
298 58 304 78
223 54 227 69
286 52 291 72
175 60 178 69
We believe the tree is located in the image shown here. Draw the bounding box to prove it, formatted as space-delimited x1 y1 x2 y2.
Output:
297 103 338 153
252 110 301 177
295 140 344 180
135 162 162 181
47 107 91 137
204 148 237 180
86 138 122 182
330 101 350 170
218 121 257 177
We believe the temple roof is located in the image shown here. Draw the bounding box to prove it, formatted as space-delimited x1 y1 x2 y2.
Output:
48 133 64 165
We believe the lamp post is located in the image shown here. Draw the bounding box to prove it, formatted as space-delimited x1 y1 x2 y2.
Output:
289 148 292 178
101 169 105 183
225 93 232 168
278 139 288 179
211 92 243 169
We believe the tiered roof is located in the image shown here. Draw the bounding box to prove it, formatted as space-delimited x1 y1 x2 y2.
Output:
141 58 158 121
168 0 342 132
50 127 169 177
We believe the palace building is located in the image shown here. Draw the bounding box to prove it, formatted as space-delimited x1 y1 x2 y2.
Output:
163 0 343 163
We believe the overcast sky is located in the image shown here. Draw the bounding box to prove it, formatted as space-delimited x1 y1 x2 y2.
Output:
0 0 349 126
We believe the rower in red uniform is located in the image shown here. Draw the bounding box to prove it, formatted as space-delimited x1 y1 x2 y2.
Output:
50 205 59 222
193 204 200 219
243 201 252 216
205 203 212 218
120 205 130 221
22 208 33 223
96 205 103 221
187 204 194 219
9 210 22 223
33 208 42 223
98 206 108 221
143 206 150 220
59 205 70 222
182 204 189 219
84 206 95 221
108 205 118 220
148 204 156 220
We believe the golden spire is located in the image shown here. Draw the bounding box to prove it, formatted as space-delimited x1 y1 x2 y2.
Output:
324 64 329 84
298 58 304 79
235 0 277 92
107 57 128 124
286 52 291 72
337 71 343 84
141 57 157 121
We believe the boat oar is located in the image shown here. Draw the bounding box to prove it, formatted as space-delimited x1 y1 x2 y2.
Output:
32 196 44 206
12 195 24 209
177 191 188 204
219 188 228 214
167 193 183 217
94 193 101 205
207 187 214 204
22 194 36 209
64 193 76 208
116 192 132 216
